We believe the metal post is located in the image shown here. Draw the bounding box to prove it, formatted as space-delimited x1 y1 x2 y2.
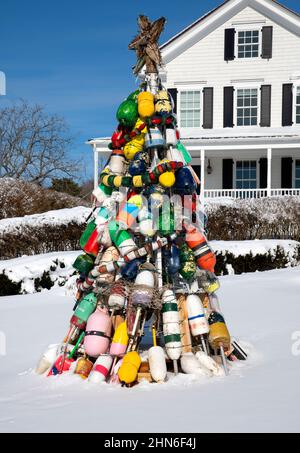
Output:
267 148 272 197
94 144 99 190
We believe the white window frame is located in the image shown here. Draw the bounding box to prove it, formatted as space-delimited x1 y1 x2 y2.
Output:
294 85 300 126
234 159 258 189
235 28 261 60
234 85 260 128
177 86 204 129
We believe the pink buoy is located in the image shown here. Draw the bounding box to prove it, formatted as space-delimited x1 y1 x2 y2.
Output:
84 307 112 358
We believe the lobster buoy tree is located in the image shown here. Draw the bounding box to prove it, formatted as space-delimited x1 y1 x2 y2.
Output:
35 14 247 386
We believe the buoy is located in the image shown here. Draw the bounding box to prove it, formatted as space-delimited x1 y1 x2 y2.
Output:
185 225 216 273
148 346 167 383
116 195 142 229
155 90 172 116
74 357 93 380
186 294 209 354
109 149 126 175
177 295 192 354
195 351 224 377
162 289 182 374
208 312 231 376
70 293 98 330
180 352 212 377
124 134 145 161
108 221 137 256
35 344 59 375
138 91 155 118
89 355 113 383
165 128 178 147
131 267 156 309
159 171 176 188
80 220 100 257
92 183 113 204
84 307 112 358
97 246 119 283
108 279 126 309
116 99 138 128
145 128 165 149
118 351 141 386
110 322 128 357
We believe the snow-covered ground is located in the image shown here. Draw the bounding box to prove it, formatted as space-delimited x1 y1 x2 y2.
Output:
1 267 300 433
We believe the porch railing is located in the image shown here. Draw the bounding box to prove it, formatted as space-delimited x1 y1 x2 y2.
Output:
203 188 300 200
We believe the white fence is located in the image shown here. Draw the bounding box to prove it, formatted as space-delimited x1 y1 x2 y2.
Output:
204 188 300 200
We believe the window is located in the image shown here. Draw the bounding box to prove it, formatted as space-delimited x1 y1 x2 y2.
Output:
296 160 300 188
238 30 259 58
237 88 258 126
296 87 300 124
180 91 201 127
236 161 257 189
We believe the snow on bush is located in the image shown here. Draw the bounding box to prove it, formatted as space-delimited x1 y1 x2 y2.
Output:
0 251 80 295
0 240 299 296
206 196 300 241
0 177 89 219
0 206 89 259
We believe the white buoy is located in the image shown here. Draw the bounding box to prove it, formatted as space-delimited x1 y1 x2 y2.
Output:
195 351 224 377
148 346 167 383
89 355 113 383
180 352 212 377
35 344 59 375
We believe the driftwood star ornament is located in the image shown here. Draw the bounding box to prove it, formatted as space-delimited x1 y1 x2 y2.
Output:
129 15 166 75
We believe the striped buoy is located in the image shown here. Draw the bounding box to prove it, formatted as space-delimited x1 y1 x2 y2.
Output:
162 289 182 374
185 225 216 273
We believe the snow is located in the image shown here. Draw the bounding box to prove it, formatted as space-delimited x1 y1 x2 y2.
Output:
1 266 300 433
1 239 299 294
0 206 90 235
0 252 81 294
211 239 300 262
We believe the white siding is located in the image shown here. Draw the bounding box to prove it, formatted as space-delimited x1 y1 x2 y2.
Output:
165 6 300 133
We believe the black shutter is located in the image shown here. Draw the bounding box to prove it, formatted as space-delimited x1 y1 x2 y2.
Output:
281 157 293 188
259 158 267 188
260 85 271 127
261 26 273 59
203 87 214 129
224 29 235 61
223 87 234 128
222 159 233 189
282 84 293 126
168 88 178 114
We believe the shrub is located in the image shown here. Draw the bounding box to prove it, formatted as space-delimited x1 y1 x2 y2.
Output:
0 177 89 219
0 272 22 296
206 196 300 241
215 246 291 276
34 271 54 292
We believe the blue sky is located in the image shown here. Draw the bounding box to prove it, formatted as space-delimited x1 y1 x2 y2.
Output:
1 0 300 180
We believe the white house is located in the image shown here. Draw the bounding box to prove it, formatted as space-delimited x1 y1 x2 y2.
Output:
89 0 300 202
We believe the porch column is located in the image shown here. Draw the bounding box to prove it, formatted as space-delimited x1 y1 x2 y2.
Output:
93 144 99 190
267 147 272 197
200 148 205 205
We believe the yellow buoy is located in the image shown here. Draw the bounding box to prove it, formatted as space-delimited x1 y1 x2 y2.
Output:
138 91 155 118
124 135 145 161
159 171 176 188
118 351 141 385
